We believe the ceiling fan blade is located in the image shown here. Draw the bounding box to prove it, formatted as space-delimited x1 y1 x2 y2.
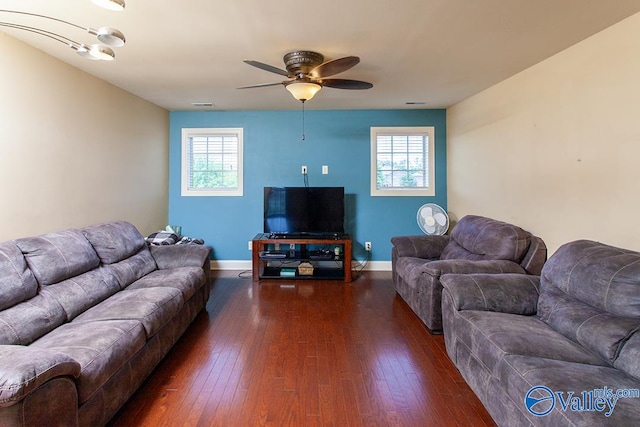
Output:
311 56 360 78
237 82 286 89
243 60 290 77
321 79 373 90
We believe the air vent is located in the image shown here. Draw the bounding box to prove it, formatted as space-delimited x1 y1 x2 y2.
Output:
405 101 426 105
191 102 214 107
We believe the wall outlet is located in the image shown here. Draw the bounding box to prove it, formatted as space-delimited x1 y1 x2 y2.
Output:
322 165 329 174
248 241 252 251
365 241 372 251
301 165 307 174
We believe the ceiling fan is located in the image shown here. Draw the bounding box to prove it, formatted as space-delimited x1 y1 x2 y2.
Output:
239 50 373 102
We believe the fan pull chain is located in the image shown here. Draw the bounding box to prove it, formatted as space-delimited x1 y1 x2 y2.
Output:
301 100 306 141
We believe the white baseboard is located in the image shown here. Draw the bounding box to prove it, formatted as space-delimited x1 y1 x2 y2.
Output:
357 261 392 271
211 260 252 270
211 260 391 271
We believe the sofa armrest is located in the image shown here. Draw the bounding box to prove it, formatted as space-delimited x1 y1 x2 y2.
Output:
440 273 540 315
150 244 212 270
420 259 526 277
391 235 449 259
0 345 80 406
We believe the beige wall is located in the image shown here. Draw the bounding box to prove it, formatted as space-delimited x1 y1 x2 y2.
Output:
447 12 640 255
0 33 169 241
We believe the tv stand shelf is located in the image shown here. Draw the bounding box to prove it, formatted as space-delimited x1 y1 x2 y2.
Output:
252 233 352 282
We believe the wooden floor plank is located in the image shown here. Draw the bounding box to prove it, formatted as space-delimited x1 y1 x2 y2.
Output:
109 271 495 426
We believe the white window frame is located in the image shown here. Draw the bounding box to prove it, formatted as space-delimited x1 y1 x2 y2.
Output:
181 127 244 197
370 126 435 197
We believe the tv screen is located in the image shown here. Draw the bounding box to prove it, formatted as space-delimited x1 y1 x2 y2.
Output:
264 187 345 236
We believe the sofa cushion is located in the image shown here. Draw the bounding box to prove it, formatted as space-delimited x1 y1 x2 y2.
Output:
453 310 607 379
499 355 640 425
440 215 531 262
15 229 100 287
615 331 640 381
82 221 146 265
540 240 640 318
538 240 640 364
537 284 640 365
0 293 66 345
126 266 205 301
0 241 38 311
39 266 121 321
32 319 146 404
72 287 183 339
102 247 157 289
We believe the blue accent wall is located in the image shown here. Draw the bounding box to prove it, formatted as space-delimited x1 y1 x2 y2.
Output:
169 109 446 262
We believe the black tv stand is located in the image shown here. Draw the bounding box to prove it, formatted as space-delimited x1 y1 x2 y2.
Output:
252 233 352 282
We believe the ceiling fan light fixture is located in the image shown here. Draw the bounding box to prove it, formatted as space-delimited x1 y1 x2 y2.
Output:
92 0 126 11
286 82 322 102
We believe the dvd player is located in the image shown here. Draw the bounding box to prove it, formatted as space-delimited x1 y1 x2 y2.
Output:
309 253 334 260
259 251 286 259
309 249 335 260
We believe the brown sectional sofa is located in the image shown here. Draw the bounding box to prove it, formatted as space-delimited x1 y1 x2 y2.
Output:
0 221 211 426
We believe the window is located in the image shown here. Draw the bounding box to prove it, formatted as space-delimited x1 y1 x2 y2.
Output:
370 126 435 196
181 128 243 196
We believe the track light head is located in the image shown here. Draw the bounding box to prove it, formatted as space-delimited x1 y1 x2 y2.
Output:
91 0 125 11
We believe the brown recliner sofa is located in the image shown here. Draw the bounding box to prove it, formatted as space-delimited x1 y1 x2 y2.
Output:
0 221 211 426
391 215 546 333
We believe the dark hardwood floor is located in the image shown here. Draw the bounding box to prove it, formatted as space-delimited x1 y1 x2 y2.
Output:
109 271 496 426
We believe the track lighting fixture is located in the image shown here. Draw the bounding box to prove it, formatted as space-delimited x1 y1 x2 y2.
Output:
0 1 125 61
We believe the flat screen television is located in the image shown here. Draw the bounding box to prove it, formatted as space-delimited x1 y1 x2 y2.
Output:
264 187 345 237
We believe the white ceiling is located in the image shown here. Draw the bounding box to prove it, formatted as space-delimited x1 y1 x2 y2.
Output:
3 0 640 111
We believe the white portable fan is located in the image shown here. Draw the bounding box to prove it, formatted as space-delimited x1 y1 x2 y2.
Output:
417 203 450 235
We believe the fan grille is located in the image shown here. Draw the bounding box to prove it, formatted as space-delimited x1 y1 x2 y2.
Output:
417 204 449 235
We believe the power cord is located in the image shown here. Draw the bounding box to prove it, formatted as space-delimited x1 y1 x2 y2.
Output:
237 270 253 279
350 249 372 280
